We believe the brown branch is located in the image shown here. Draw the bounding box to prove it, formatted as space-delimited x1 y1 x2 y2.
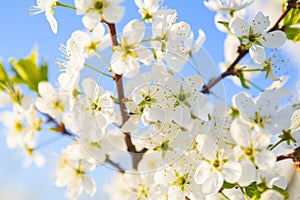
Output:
201 4 293 94
43 113 76 138
105 155 125 173
276 146 300 162
103 21 148 169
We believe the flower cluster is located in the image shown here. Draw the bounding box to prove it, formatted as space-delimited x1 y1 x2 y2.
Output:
0 0 299 199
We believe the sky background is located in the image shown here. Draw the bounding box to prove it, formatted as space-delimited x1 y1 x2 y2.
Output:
0 0 299 199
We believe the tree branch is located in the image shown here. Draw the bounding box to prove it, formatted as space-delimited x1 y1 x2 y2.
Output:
105 155 125 173
43 113 77 138
103 21 148 169
276 146 300 162
201 4 293 94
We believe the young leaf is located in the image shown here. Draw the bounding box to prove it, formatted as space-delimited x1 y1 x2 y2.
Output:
9 48 48 92
283 8 300 27
0 62 8 82
222 181 236 189
285 27 300 42
217 21 231 32
0 62 9 90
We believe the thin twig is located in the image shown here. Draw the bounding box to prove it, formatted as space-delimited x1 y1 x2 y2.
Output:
105 155 125 173
276 146 300 162
201 5 293 94
43 113 77 138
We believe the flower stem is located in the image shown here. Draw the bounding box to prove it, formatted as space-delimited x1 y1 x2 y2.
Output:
84 63 114 78
242 68 265 72
239 187 250 200
141 38 160 43
269 139 284 151
93 51 111 68
246 79 264 92
220 191 230 200
56 2 76 10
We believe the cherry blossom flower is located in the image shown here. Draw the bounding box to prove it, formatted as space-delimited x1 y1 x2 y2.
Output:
30 0 58 34
55 142 97 200
134 0 162 22
111 19 152 77
204 0 254 13
72 78 113 142
75 0 125 30
154 156 204 200
35 82 68 118
194 134 242 194
231 119 276 171
233 90 294 134
229 12 286 64
152 10 192 71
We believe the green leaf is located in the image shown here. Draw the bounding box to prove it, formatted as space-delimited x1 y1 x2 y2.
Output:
283 8 300 27
9 48 48 92
222 181 236 189
245 182 259 198
217 21 230 32
0 62 8 81
0 62 10 90
245 182 267 199
272 185 289 200
285 27 300 42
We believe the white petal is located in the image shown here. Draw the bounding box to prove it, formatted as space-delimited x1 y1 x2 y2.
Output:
229 17 250 37
82 15 99 31
83 176 97 196
256 90 280 117
192 29 206 53
38 82 56 100
201 170 223 194
173 105 191 126
237 159 256 186
196 134 217 158
91 22 106 41
103 5 125 23
82 78 99 99
222 161 242 183
0 92 11 107
164 51 187 72
186 74 204 91
33 153 45 167
123 19 145 44
134 0 143 8
251 12 270 34
255 150 276 170
249 44 266 64
45 10 57 34
233 92 255 123
223 34 240 62
135 45 153 65
230 119 251 147
194 161 212 184
260 31 286 48
252 132 271 149
121 115 139 132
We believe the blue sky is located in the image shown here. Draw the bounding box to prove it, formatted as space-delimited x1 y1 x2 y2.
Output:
0 0 299 199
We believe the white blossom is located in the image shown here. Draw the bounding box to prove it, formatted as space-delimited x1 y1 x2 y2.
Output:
229 12 286 64
204 0 254 13
30 0 58 34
